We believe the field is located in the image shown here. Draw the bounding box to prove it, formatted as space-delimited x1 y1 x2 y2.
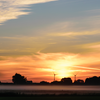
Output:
0 93 100 100
0 96 100 100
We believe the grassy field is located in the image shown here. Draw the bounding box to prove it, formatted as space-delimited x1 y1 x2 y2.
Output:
0 96 100 100
0 92 100 100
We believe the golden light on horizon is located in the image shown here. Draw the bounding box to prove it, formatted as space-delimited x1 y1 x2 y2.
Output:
49 60 74 79
0 52 100 82
57 69 72 79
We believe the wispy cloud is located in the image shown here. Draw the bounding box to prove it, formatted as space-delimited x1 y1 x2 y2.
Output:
49 31 100 37
83 42 100 52
0 0 57 24
46 20 100 36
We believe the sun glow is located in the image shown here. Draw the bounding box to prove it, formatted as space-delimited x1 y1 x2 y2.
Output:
50 60 74 79
57 69 72 79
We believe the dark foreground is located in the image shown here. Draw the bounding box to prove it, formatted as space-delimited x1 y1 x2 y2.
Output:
0 93 100 100
1 96 100 100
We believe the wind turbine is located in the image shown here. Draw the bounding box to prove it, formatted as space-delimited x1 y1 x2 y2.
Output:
53 72 57 81
74 74 77 82
73 72 79 82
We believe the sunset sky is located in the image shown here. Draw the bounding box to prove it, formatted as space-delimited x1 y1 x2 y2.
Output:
0 0 100 83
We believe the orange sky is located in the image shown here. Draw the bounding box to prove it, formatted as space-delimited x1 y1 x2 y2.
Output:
0 52 100 83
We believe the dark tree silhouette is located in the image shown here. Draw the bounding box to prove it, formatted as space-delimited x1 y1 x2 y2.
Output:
51 81 61 85
61 77 72 85
40 81 49 85
27 81 33 84
12 73 27 84
85 76 100 85
74 79 84 85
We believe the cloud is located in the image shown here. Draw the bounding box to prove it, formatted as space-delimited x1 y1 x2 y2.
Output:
0 0 57 24
81 42 100 51
46 20 100 36
41 7 100 37
50 31 100 37
0 34 99 56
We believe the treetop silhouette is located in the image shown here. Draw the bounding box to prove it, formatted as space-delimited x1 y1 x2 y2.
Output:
61 77 72 85
12 73 27 84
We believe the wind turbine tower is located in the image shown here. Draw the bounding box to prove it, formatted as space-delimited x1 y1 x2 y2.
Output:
73 72 79 82
53 72 56 81
74 74 76 82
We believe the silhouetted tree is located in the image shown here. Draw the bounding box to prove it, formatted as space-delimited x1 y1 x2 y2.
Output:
51 81 61 85
40 81 49 85
27 81 33 84
74 79 84 85
12 73 27 84
85 76 100 85
61 77 72 85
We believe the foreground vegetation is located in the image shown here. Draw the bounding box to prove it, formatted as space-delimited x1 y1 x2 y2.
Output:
0 93 100 100
1 96 100 100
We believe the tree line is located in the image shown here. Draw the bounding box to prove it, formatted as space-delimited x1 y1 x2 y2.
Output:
1 73 100 85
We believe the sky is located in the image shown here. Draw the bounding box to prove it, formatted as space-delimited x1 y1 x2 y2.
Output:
0 0 100 82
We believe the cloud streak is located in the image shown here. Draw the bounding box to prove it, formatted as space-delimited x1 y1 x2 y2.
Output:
0 0 57 24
